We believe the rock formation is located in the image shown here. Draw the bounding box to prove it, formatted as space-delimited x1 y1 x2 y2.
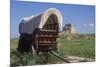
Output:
63 24 78 34
63 24 79 40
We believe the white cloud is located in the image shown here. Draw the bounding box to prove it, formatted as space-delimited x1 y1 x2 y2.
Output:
89 23 94 27
83 23 94 27
83 24 88 26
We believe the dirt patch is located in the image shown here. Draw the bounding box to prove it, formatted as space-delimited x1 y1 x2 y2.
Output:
67 56 95 63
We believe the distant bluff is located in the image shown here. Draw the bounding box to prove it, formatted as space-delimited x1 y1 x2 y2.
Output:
63 24 78 35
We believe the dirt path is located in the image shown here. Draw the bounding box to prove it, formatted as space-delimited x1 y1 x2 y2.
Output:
66 56 95 63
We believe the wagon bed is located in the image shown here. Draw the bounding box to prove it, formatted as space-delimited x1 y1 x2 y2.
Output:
32 29 58 54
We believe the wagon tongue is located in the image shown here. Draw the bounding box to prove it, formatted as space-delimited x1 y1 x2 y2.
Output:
50 50 70 63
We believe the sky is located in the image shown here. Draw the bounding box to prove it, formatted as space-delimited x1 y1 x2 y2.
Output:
11 0 95 37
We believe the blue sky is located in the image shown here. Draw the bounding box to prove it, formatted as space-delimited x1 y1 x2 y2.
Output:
11 0 95 37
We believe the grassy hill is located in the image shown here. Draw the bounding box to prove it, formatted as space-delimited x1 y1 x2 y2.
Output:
58 32 95 58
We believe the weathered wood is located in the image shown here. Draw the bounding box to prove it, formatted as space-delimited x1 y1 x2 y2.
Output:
32 28 58 54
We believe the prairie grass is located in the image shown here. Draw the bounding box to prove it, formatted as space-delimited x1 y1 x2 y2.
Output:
10 33 95 66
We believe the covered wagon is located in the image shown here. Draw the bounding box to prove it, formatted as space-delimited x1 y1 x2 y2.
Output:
17 8 63 54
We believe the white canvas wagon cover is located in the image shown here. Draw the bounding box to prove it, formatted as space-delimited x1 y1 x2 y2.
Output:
19 8 63 34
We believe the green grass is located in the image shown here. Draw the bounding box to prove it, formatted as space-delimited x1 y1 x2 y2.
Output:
58 39 95 58
10 49 63 66
58 33 95 58
10 33 95 66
